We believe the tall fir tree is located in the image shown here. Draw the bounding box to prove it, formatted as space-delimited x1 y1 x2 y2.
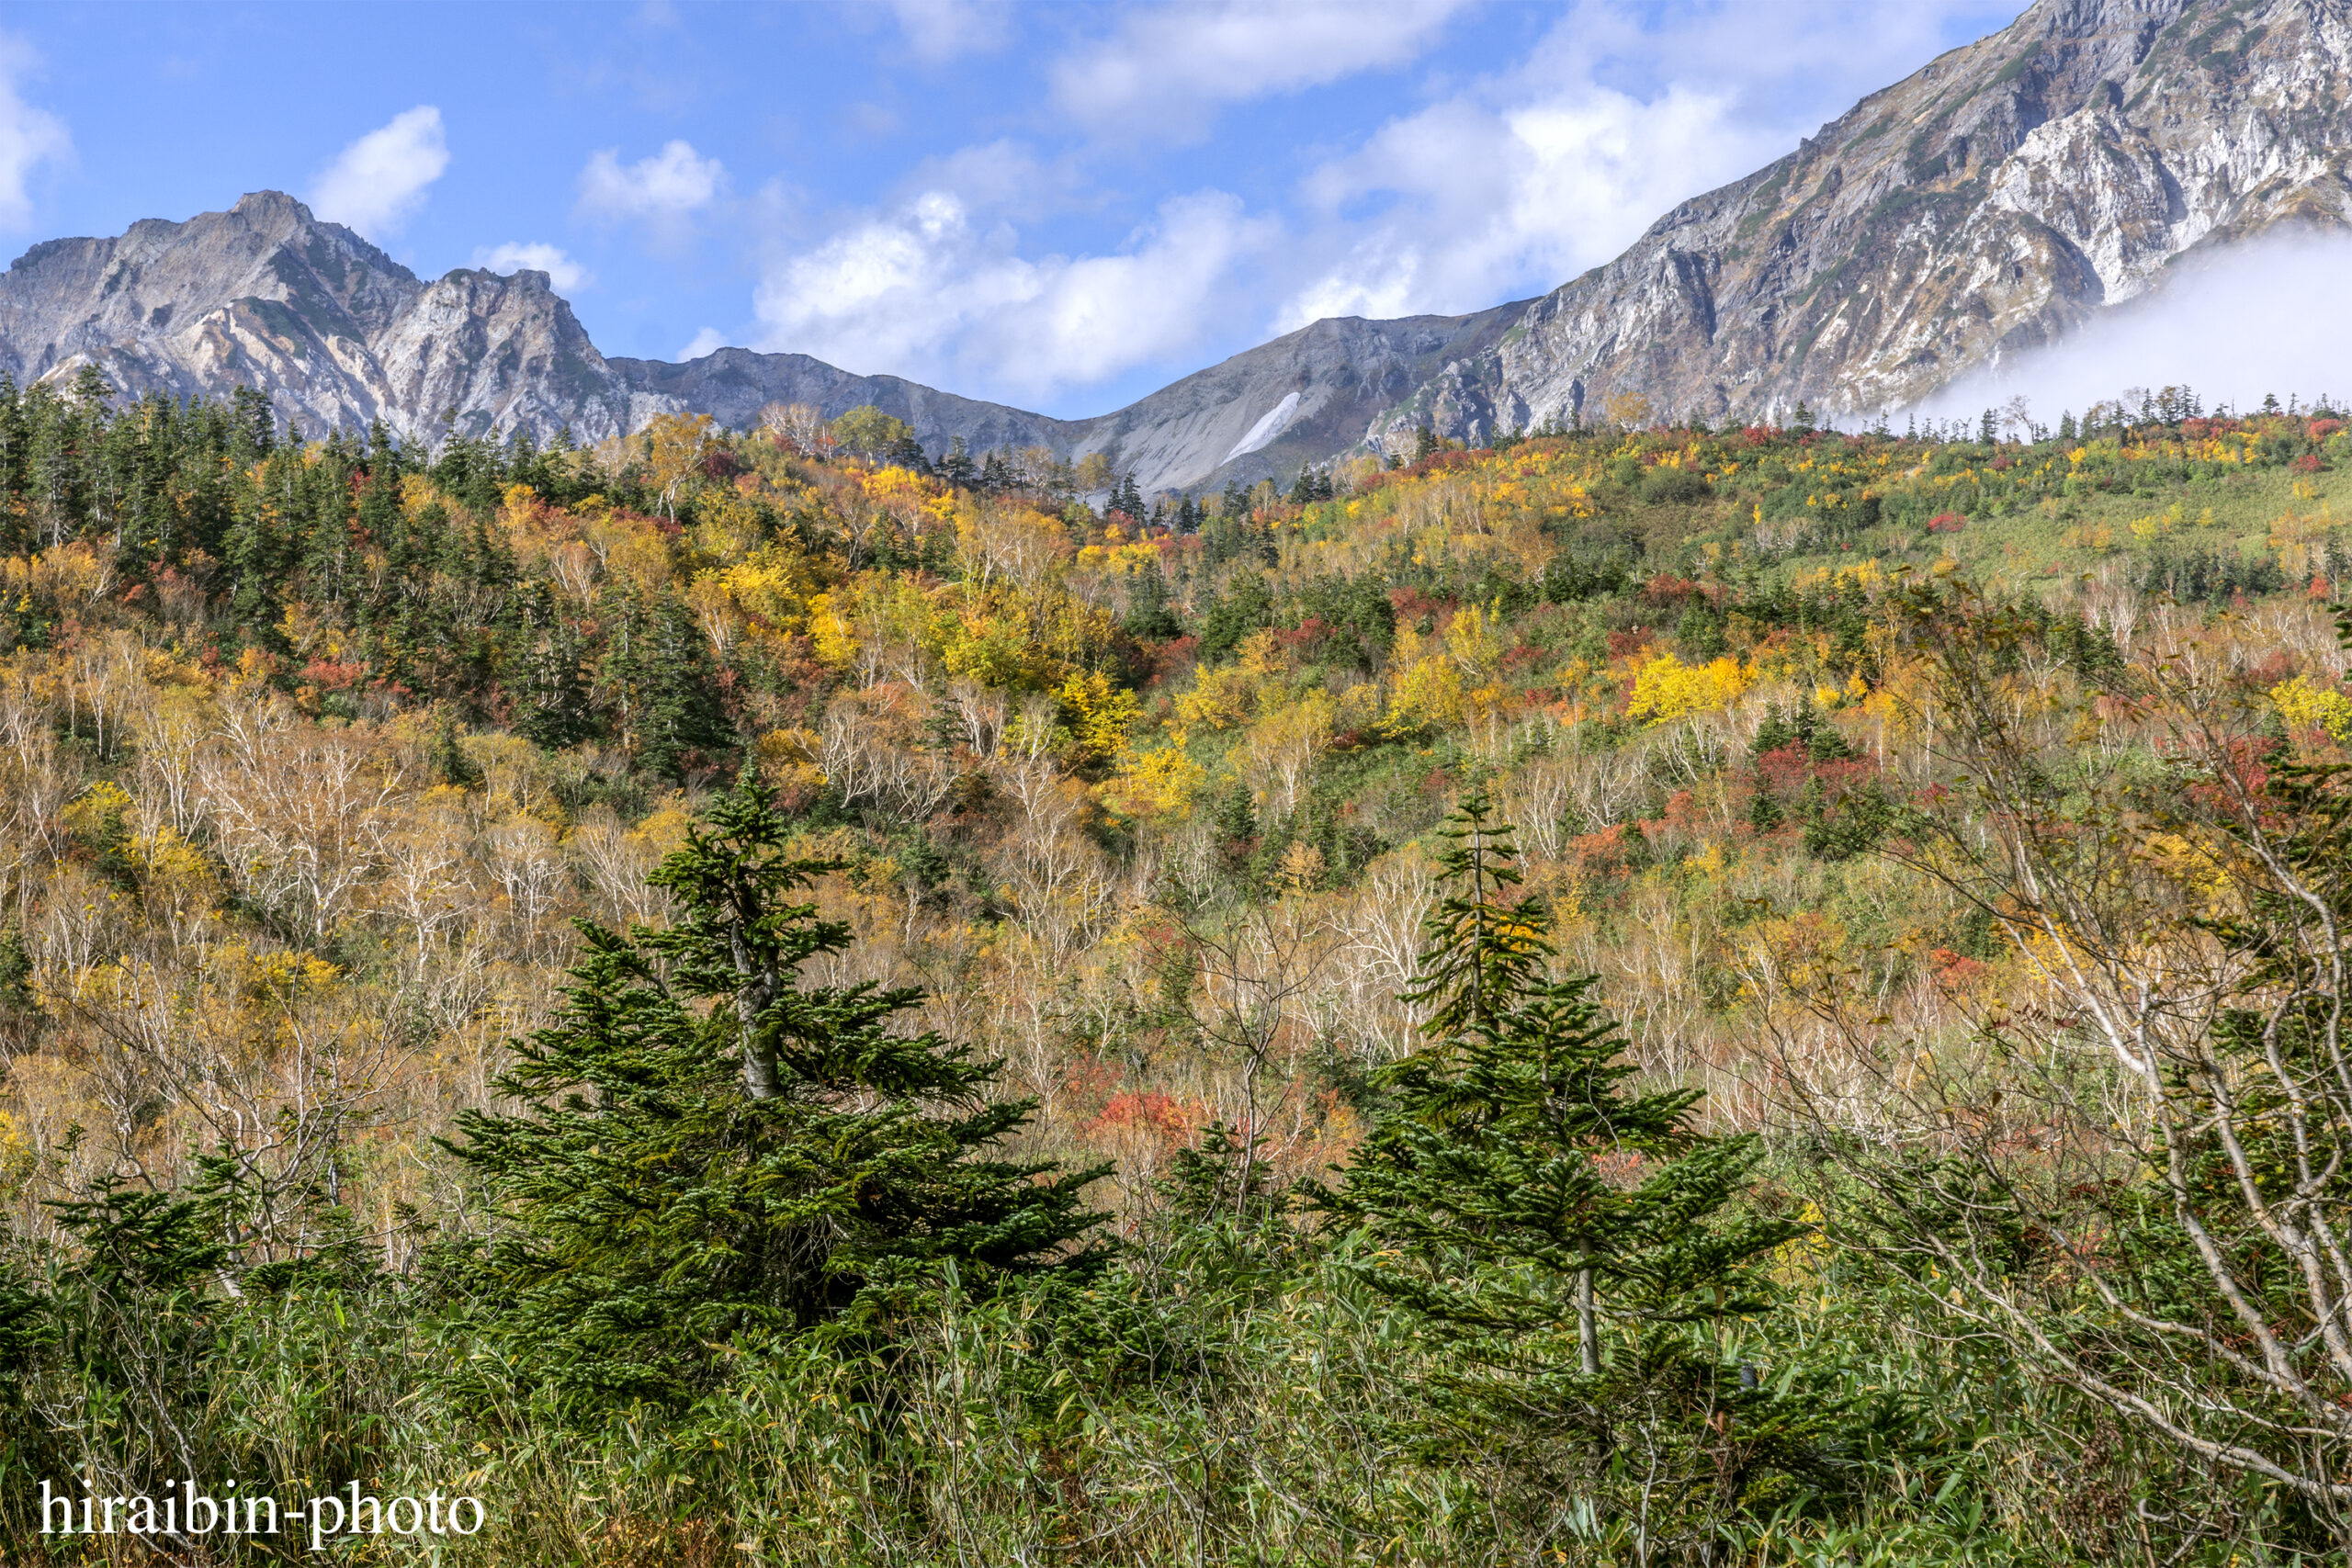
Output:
1322 788 1836 1543
447 775 1109 1400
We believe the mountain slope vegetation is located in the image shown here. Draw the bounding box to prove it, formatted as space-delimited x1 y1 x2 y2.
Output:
3 370 2352 1560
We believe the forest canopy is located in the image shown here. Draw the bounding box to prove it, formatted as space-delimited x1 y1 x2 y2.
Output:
4 372 2352 1562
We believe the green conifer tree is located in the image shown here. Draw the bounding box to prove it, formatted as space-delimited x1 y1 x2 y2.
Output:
1322 788 1827 1541
447 774 1109 1401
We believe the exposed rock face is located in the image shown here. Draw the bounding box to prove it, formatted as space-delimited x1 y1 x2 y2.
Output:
1065 303 1531 494
1374 0 2352 443
0 190 1530 493
0 192 661 442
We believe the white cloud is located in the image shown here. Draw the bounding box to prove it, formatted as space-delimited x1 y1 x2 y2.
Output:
1272 1 2014 331
577 140 724 238
752 187 1272 402
678 326 729 361
888 0 1011 64
0 35 70 231
899 139 1072 222
472 241 593 293
308 106 448 239
1053 0 1468 136
1916 231 2352 423
707 0 2017 412
1278 83 1745 329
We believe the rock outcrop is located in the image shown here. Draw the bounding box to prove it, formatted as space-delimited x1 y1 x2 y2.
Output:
1373 0 2352 443
0 192 659 442
0 191 1530 492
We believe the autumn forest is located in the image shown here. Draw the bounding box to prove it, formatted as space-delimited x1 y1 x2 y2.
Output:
5 369 2352 1563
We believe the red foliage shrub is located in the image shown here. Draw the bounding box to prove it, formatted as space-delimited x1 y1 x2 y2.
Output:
1925 512 1967 533
2308 419 2343 442
301 657 367 691
1809 758 1879 799
1087 1091 1194 1145
1928 948 1990 992
1402 449 1479 479
1755 743 1812 795
1640 572 1702 606
1145 635 1201 687
2247 649 2297 684
1389 586 1454 622
1742 425 1775 446
1605 626 1654 660
1277 616 1335 656
1566 823 1629 876
2292 453 2326 474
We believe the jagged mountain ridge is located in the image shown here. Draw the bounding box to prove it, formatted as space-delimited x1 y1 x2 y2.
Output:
1377 0 2352 443
0 193 662 445
0 190 1521 495
4 0 2346 489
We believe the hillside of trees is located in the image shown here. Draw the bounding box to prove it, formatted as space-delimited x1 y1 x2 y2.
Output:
4 368 2352 1563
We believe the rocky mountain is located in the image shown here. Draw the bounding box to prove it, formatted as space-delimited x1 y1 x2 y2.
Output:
1058 301 1532 494
0 188 1531 495
607 347 1076 459
0 192 662 443
6 0 2346 489
1375 0 2352 443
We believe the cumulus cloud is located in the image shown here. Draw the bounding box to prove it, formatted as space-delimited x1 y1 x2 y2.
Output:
888 0 1012 64
472 241 593 292
308 107 449 239
1052 0 1470 136
1915 230 2352 424
678 326 730 361
577 139 725 238
718 0 2014 412
752 187 1273 402
0 35 70 231
1274 1 2011 330
1280 84 1744 328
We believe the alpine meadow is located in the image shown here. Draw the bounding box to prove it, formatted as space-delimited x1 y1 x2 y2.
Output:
7 0 2352 1564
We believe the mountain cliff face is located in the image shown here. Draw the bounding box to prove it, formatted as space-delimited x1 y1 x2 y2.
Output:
1375 0 2352 442
5 0 2346 489
0 192 661 442
1066 302 1531 495
0 190 1530 493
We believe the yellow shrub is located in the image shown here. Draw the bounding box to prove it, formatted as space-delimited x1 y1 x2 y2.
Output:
1626 653 1749 724
806 592 859 670
1057 670 1140 762
1174 665 1257 731
2271 674 2352 743
1387 655 1466 732
1110 731 1207 818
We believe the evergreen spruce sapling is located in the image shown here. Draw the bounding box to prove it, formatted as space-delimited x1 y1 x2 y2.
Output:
1323 788 1830 1537
447 773 1109 1402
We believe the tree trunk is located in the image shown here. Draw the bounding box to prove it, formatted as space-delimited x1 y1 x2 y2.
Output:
732 932 782 1100
1578 1267 1600 1375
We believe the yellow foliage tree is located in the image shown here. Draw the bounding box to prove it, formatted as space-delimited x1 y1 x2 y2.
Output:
1626 652 1751 724
1057 671 1140 764
643 412 716 523
1386 655 1466 733
2271 674 2352 743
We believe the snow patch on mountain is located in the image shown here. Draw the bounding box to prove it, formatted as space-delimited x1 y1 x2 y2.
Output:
1223 390 1301 462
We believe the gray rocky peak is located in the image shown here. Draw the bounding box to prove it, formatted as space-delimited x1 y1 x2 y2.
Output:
1370 0 2352 444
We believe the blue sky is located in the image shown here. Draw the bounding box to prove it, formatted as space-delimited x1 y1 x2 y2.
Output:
0 1 2020 418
